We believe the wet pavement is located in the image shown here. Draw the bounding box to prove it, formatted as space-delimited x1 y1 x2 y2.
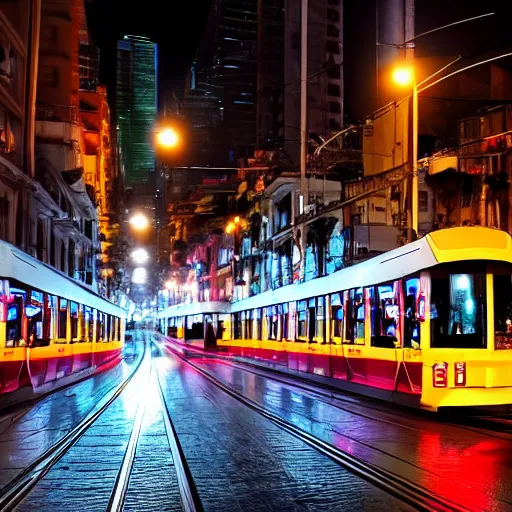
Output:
0 333 416 511
176 350 512 512
0 334 143 491
153 349 412 511
4 330 512 511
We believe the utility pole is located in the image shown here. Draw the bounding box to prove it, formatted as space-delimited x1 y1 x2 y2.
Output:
299 0 308 215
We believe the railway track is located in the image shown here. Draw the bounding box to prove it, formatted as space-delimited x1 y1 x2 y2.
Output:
0 339 202 512
161 336 470 512
161 333 512 440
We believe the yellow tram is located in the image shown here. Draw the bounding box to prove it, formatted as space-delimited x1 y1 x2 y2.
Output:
159 227 512 412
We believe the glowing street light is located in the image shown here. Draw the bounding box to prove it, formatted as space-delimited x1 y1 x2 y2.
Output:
225 216 241 234
129 213 149 231
131 248 149 265
392 67 414 87
131 267 147 284
165 280 175 290
156 128 179 149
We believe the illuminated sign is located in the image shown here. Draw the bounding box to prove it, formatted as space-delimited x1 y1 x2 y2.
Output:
433 362 448 388
454 362 466 387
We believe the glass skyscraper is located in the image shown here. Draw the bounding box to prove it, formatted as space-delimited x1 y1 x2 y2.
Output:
116 35 157 188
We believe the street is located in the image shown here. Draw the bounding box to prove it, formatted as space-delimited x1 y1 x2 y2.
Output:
0 332 510 511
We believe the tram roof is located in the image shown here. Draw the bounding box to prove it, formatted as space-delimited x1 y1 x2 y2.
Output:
0 240 126 317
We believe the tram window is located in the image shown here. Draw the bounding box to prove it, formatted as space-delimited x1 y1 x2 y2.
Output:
493 274 512 350
430 273 486 348
404 278 420 348
43 294 52 341
243 311 251 339
58 298 67 340
85 307 93 342
331 293 343 339
297 300 307 338
6 296 23 347
70 302 79 340
371 283 400 348
281 303 289 340
267 307 278 340
96 311 103 341
332 306 343 337
348 288 365 344
344 292 353 343
103 314 109 342
314 297 325 343
27 291 44 346
233 313 242 339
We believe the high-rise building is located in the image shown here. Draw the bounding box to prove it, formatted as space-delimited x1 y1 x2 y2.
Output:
256 0 285 150
77 0 99 92
116 35 157 188
284 0 344 164
184 0 258 165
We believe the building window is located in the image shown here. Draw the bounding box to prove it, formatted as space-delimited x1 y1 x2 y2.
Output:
329 118 341 131
326 40 340 54
327 24 340 38
39 66 59 87
419 191 429 212
327 65 341 80
329 101 341 114
328 83 340 97
327 9 340 22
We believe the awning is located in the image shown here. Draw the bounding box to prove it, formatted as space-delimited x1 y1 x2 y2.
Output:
429 155 458 175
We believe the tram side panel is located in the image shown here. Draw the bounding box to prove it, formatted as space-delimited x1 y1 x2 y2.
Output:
0 277 125 399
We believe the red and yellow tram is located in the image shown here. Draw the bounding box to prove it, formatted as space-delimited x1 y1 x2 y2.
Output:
0 241 126 406
159 227 512 411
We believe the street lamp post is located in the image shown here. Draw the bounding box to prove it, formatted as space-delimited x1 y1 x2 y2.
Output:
393 51 512 237
154 125 182 267
389 12 499 238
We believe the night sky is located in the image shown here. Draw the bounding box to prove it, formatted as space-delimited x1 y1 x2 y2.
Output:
86 0 212 104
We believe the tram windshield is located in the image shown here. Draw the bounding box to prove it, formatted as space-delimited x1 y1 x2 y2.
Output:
430 273 486 349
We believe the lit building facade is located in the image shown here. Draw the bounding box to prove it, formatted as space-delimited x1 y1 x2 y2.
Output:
116 35 157 188
34 0 103 289
0 0 41 249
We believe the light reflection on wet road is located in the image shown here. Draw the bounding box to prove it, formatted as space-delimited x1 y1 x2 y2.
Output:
0 335 143 489
6 333 510 510
154 349 412 512
190 356 512 511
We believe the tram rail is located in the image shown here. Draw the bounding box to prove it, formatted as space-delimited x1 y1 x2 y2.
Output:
161 335 476 512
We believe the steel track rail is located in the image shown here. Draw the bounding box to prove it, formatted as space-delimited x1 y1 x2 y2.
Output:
106 371 149 512
0 341 147 512
166 343 469 512
154 369 203 512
